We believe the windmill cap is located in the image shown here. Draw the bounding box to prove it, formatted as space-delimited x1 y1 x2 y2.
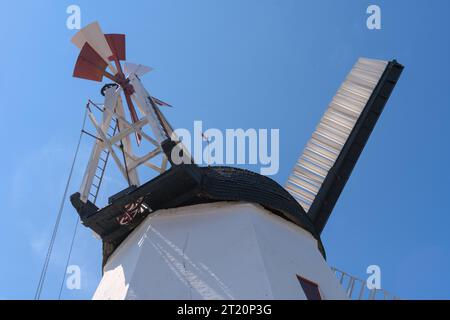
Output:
70 165 325 266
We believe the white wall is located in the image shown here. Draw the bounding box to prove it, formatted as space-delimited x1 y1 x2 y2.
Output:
93 201 347 300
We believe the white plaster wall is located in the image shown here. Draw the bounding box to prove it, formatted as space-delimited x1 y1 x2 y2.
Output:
93 201 347 300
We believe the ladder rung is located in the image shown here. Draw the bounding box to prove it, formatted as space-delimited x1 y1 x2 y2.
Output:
88 147 113 204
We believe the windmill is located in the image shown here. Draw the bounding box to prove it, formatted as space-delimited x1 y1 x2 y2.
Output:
69 22 403 300
70 22 191 205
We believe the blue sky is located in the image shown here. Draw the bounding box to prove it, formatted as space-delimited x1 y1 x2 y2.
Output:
1 0 449 299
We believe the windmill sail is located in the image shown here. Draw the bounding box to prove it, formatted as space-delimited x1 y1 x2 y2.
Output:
286 58 403 234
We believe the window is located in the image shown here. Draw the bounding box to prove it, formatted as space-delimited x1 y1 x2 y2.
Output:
296 275 322 300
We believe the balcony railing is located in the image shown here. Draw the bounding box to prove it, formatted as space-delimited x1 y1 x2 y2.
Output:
331 267 400 300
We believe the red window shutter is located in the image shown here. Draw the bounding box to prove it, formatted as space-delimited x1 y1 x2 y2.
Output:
296 275 322 300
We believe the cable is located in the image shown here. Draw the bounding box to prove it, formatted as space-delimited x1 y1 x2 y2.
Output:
34 107 88 300
57 105 118 299
57 217 80 299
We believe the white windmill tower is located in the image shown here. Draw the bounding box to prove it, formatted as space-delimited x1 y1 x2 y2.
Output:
69 22 403 300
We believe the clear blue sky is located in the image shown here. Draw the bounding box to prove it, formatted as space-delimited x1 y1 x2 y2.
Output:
1 0 449 299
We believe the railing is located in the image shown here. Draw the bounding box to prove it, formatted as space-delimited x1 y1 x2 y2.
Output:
331 267 400 300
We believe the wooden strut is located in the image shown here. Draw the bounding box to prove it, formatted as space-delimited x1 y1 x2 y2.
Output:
78 75 177 203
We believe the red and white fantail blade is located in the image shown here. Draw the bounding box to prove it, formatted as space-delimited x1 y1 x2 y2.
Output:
151 96 173 108
71 21 117 74
123 62 153 77
105 34 126 61
73 43 111 82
